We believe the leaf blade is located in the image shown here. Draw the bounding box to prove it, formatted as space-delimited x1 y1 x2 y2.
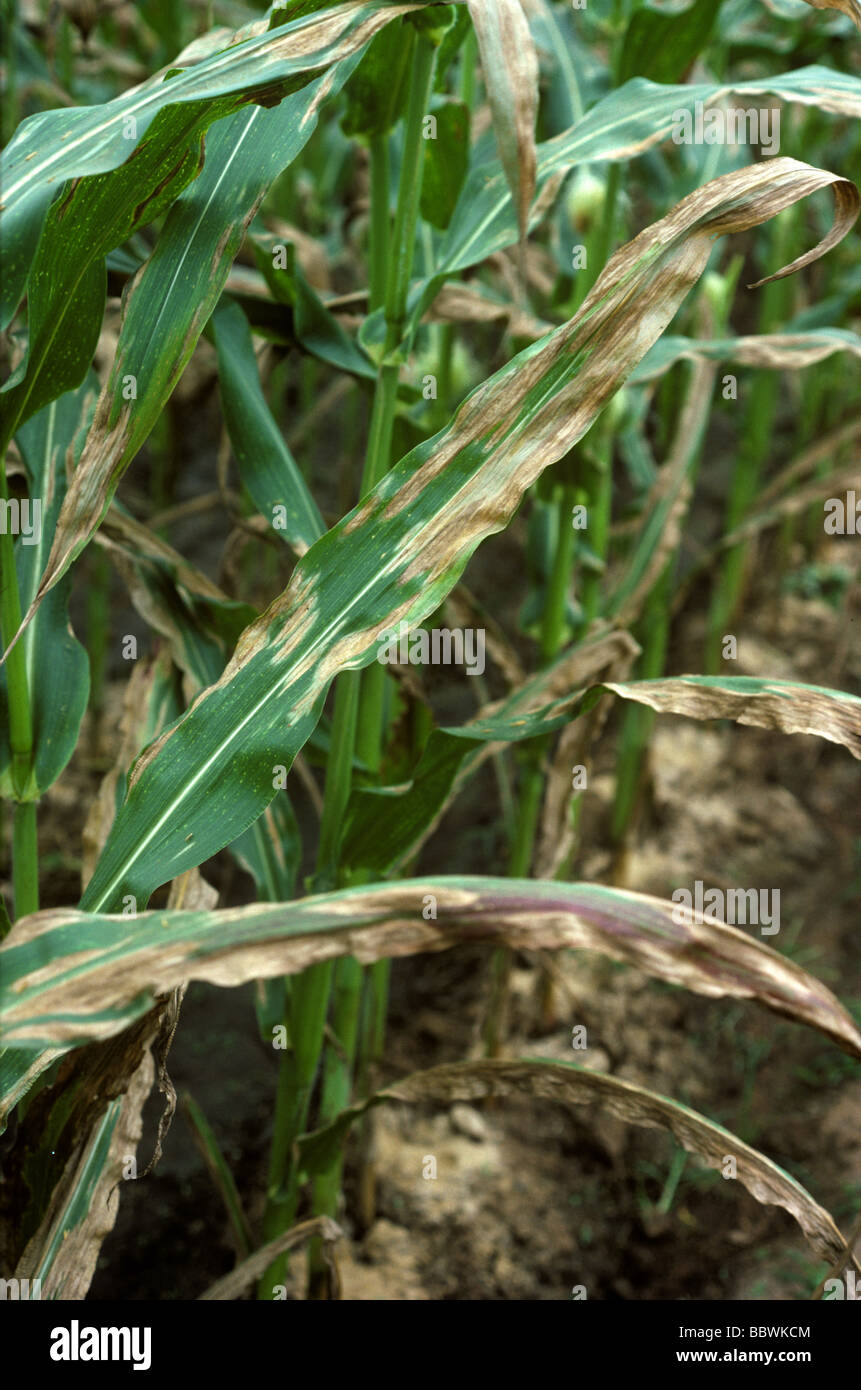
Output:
4 878 861 1063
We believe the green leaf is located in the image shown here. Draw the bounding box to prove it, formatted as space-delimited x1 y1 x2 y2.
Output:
433 5 473 94
0 382 95 799
618 0 719 87
20 77 354 609
212 300 326 555
0 0 431 328
420 98 470 230
342 691 583 877
0 255 105 437
250 234 376 379
0 103 206 442
231 795 302 904
183 1092 253 1259
340 17 413 137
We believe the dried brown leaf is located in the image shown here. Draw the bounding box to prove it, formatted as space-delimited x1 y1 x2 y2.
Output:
467 0 539 248
198 1216 342 1300
601 677 861 759
336 1060 859 1270
5 879 861 1061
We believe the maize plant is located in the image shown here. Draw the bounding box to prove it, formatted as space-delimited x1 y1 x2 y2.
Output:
1 0 861 1314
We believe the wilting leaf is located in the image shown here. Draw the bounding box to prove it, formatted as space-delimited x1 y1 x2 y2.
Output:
198 1216 342 1300
424 280 553 338
64 158 857 913
607 355 717 626
426 303 861 373
13 1049 153 1299
719 462 861 551
0 1047 64 1132
585 676 861 760
631 328 861 382
94 510 303 910
212 300 326 556
297 1059 859 1270
4 877 861 1061
96 506 256 696
2 1005 167 1273
466 0 539 247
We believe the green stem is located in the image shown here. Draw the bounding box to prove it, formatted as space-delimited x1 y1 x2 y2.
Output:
1 456 37 917
316 671 361 887
0 500 33 800
13 800 38 918
306 954 363 1297
368 133 390 315
256 672 359 1293
257 959 334 1299
354 30 440 779
1 0 19 146
353 368 400 776
505 481 579 881
431 26 478 432
459 26 478 113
